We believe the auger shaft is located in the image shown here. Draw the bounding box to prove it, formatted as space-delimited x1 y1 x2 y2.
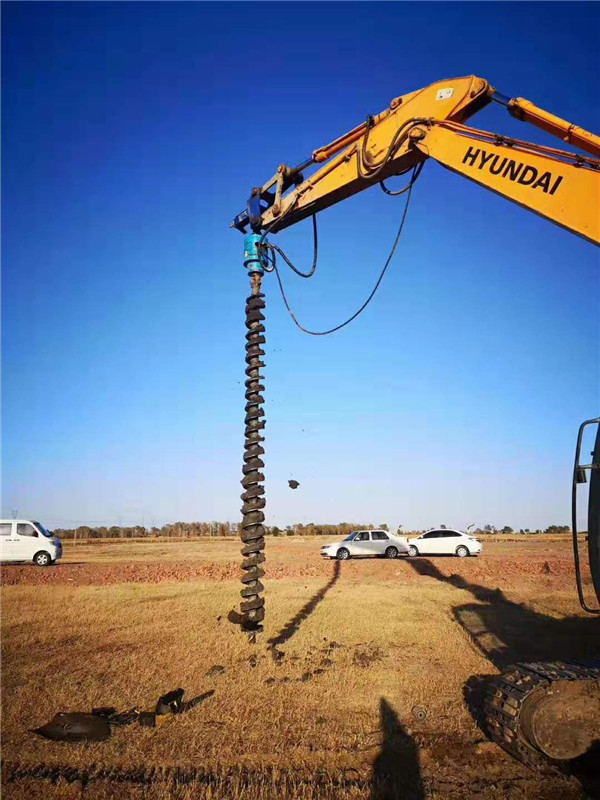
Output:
238 244 267 640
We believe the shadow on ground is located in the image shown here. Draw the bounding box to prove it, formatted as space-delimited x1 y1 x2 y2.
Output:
405 558 600 668
371 698 423 800
267 560 341 647
405 558 600 793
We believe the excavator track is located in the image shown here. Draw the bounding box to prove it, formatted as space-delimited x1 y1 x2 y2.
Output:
238 290 267 636
485 660 600 765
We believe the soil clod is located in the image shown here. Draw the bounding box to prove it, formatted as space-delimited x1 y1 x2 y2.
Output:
205 665 226 678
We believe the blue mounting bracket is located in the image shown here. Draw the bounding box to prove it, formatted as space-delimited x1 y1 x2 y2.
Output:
232 189 272 234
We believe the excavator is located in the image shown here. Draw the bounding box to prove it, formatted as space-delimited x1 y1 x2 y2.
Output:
231 76 600 768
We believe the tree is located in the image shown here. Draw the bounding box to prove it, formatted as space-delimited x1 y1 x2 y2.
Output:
271 526 280 537
544 524 570 535
379 523 389 531
501 526 514 534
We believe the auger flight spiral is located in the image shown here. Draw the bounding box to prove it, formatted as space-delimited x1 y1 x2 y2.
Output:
237 234 268 641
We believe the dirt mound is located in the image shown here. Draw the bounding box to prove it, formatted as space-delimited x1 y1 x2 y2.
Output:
0 561 333 588
0 555 580 588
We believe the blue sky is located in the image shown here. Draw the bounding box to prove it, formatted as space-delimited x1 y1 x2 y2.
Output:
2 1 599 531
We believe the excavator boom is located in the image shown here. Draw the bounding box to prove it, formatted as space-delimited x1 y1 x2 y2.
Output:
411 121 600 244
233 75 600 246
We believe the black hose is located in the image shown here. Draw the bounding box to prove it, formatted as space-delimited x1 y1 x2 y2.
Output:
380 161 423 195
269 167 417 336
262 215 318 279
357 117 424 181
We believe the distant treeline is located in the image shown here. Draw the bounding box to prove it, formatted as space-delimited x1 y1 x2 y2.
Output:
473 524 570 536
53 522 387 540
52 522 571 540
53 522 385 540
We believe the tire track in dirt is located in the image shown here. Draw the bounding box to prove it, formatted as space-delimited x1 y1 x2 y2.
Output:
0 757 559 798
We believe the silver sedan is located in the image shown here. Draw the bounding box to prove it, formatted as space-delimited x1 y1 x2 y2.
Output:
320 530 409 560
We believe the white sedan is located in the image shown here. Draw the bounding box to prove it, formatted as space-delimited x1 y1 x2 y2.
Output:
320 530 409 560
407 529 482 558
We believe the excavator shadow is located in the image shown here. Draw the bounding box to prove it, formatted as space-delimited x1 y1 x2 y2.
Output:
405 558 600 790
267 560 341 648
370 698 424 800
405 558 599 668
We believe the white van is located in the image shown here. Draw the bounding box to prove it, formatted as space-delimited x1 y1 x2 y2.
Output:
0 519 62 566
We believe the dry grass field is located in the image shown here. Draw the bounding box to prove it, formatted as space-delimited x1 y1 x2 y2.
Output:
2 537 599 799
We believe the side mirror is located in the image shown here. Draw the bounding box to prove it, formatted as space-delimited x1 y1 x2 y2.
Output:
576 467 587 484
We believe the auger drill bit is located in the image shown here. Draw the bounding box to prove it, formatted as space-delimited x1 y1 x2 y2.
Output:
239 272 267 640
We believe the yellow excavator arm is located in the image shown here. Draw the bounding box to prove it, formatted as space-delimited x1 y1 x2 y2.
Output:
411 120 599 243
233 75 600 245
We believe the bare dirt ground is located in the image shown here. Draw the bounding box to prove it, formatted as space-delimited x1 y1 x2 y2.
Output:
2 538 599 799
0 537 582 587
